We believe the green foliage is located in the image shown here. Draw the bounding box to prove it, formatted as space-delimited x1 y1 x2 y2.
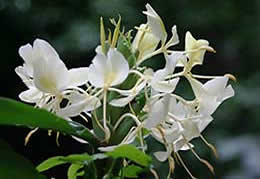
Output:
67 164 84 179
121 165 144 178
36 153 107 178
105 144 152 167
0 97 99 146
0 139 46 179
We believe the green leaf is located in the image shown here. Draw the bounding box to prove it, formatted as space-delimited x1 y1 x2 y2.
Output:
0 97 99 146
36 156 68 172
121 165 143 178
84 161 98 179
106 144 152 167
68 164 84 179
36 153 107 172
0 139 46 179
37 154 92 172
117 33 136 68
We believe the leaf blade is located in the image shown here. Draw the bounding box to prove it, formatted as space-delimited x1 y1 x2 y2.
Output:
0 97 99 146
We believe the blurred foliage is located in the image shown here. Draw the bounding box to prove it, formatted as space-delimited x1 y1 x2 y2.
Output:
0 0 260 178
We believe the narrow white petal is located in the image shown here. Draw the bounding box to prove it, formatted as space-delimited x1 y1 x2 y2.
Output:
68 67 89 87
109 96 134 107
98 145 118 152
166 25 179 48
143 4 167 43
58 96 101 117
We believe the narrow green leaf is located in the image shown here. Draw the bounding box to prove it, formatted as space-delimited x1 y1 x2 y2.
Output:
106 144 152 167
121 165 143 178
0 97 99 146
36 153 106 172
68 164 84 179
36 156 68 172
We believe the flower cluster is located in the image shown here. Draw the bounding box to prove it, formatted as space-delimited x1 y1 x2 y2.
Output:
16 3 235 178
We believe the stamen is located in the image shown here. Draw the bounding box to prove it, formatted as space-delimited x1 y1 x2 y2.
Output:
176 152 197 179
24 128 39 146
168 156 175 178
79 113 88 123
150 168 159 179
56 132 60 147
225 73 237 82
113 113 141 131
200 134 218 158
48 130 52 136
186 141 215 174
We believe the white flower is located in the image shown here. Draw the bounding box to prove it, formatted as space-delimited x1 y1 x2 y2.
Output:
16 39 89 115
187 76 235 116
88 48 129 89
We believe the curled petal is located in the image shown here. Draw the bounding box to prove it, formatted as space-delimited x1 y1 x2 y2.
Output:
143 3 167 44
19 88 42 103
19 44 33 76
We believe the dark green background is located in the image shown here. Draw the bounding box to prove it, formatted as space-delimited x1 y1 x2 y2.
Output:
0 0 260 178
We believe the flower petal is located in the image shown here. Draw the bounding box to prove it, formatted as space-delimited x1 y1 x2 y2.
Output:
154 151 169 162
144 96 170 129
151 78 179 93
204 76 228 97
18 44 33 76
33 39 59 62
15 66 34 88
109 96 134 107
19 87 42 103
166 25 179 48
32 40 69 93
107 48 129 86
58 95 101 117
88 53 107 88
143 4 167 43
68 67 89 87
